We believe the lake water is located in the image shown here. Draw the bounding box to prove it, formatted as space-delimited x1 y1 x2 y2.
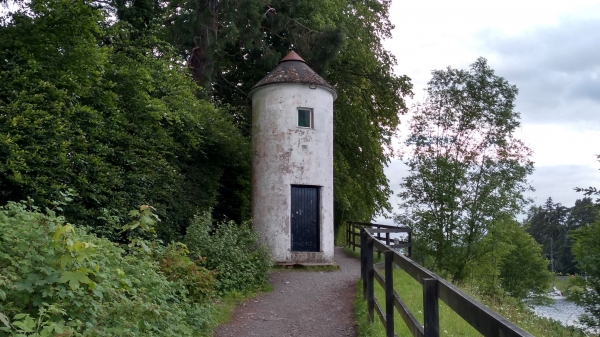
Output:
532 299 586 329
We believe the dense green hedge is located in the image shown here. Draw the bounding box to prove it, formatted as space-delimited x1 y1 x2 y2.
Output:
0 0 250 243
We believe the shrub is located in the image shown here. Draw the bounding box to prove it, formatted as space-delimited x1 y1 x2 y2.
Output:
469 218 551 299
154 242 217 303
185 213 271 295
0 201 216 336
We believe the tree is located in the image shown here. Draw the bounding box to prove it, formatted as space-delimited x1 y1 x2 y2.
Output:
397 58 534 282
497 220 551 298
525 198 572 274
2 0 411 238
525 197 597 275
470 218 551 299
0 0 249 241
111 0 413 230
326 1 412 228
569 197 597 229
575 154 600 203
570 155 600 329
571 218 600 329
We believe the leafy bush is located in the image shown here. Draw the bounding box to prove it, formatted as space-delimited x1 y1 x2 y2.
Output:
469 218 552 299
154 242 217 303
0 201 216 336
185 213 271 295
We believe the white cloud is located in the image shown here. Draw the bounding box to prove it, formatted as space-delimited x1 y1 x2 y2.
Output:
479 18 600 126
385 0 600 93
519 124 600 167
525 165 600 206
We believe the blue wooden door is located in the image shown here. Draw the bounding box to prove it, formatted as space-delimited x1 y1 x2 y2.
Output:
291 186 320 252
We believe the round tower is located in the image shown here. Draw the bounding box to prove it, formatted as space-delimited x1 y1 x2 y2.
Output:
248 51 337 264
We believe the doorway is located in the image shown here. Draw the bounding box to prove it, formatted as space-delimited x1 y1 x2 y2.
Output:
291 185 320 252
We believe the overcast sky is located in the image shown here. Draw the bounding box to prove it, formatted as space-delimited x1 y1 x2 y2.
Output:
375 0 600 224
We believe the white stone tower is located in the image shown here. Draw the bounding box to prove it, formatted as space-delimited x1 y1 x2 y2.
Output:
248 51 337 264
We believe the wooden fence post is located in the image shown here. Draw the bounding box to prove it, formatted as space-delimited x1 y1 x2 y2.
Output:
423 278 439 337
346 222 349 247
376 225 381 260
408 231 413 258
367 237 374 323
352 223 357 252
361 229 367 299
384 250 394 337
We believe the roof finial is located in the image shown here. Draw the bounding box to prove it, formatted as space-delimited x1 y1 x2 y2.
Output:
279 51 306 64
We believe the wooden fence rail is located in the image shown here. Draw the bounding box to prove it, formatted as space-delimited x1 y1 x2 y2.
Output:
352 224 534 337
346 221 412 259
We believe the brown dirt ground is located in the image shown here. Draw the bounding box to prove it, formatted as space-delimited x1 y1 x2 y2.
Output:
214 247 360 337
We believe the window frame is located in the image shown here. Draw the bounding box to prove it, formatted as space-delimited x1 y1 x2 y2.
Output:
297 108 314 129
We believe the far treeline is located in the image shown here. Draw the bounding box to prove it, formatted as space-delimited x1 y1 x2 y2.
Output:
526 196 598 275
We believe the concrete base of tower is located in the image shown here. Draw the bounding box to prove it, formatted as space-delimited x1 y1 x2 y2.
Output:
289 251 334 264
269 249 335 264
275 262 340 270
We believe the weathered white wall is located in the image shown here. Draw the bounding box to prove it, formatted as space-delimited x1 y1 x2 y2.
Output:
251 83 334 263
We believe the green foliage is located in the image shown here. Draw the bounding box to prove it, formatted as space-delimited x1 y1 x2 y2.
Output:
566 155 600 330
117 0 412 229
525 197 596 275
0 303 79 337
185 213 271 295
570 218 600 330
470 219 552 299
2 0 410 241
155 242 217 303
0 201 217 336
0 0 250 242
497 224 552 299
575 154 600 203
398 58 533 282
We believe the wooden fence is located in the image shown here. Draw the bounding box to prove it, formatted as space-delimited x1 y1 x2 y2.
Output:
355 225 534 337
346 221 412 259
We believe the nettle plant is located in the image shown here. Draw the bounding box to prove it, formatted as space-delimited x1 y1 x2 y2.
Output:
0 202 216 336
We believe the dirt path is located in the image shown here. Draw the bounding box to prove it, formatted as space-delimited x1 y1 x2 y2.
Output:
215 247 360 337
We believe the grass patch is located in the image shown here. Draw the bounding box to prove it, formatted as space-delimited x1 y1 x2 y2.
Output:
349 248 587 337
354 279 386 337
344 245 385 263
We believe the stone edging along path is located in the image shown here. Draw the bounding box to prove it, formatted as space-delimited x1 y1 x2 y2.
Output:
215 247 360 337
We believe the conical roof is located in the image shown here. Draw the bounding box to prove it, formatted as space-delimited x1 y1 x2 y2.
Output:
249 51 337 99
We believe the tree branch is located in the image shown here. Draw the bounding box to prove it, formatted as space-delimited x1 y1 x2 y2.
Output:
219 71 248 98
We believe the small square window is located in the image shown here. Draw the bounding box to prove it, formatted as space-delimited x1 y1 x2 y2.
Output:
298 108 312 128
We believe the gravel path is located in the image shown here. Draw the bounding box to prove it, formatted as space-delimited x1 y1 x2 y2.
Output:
215 247 360 337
